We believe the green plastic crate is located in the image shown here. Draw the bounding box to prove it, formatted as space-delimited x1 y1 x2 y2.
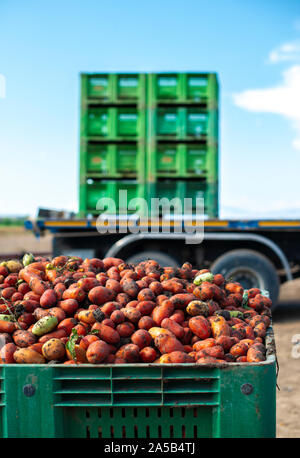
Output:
85 107 145 139
84 142 143 177
0 329 276 438
149 143 217 178
82 73 146 103
153 107 217 140
148 179 218 218
84 179 146 214
148 73 218 104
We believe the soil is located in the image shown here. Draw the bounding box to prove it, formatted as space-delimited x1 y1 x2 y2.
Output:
273 288 300 438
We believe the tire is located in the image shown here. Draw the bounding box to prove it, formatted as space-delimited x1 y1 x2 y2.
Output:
210 249 280 309
126 251 179 268
52 237 95 259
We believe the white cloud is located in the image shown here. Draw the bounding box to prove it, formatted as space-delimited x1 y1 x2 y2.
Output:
233 65 300 150
269 40 300 63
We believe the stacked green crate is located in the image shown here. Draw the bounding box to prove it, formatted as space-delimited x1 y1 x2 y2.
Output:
147 73 219 218
79 72 219 218
79 73 147 215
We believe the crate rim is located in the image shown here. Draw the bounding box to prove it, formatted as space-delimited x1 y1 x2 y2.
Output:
80 71 218 76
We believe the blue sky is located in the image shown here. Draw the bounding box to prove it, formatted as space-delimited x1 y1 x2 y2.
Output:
0 0 300 218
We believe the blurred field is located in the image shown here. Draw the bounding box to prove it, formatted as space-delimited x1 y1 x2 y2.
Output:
0 226 299 437
0 226 51 258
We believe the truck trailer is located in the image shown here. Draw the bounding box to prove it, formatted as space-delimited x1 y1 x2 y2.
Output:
25 72 300 307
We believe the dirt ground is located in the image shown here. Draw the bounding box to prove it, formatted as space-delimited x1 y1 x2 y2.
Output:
0 227 299 437
274 281 300 438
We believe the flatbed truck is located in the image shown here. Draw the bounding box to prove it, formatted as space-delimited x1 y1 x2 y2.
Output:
25 216 300 307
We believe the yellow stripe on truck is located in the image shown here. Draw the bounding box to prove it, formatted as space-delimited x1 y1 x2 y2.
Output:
45 221 87 227
258 221 300 227
53 219 230 228
204 220 229 227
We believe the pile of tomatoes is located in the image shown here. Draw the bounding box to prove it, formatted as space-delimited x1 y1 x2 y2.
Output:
0 255 272 365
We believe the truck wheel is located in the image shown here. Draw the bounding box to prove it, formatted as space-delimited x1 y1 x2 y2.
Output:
210 249 279 308
126 251 179 268
52 237 95 259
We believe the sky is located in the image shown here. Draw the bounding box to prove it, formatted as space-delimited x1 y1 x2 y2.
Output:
0 0 300 219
